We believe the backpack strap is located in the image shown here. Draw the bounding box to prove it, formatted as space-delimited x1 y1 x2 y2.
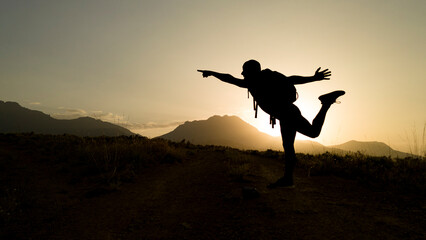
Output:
249 89 259 118
253 98 258 118
270 116 276 128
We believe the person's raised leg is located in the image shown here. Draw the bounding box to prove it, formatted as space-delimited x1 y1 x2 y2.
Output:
297 90 345 138
298 104 330 138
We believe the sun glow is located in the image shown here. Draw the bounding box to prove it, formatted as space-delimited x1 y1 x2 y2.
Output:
257 120 281 137
240 98 323 141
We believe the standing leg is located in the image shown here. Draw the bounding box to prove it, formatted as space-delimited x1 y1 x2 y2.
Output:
282 121 297 185
268 119 297 188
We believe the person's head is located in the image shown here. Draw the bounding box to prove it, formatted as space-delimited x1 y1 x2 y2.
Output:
242 59 261 78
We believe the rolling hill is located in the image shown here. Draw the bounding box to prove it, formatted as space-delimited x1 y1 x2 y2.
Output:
330 140 412 158
159 115 339 154
0 100 133 136
159 115 411 157
159 115 280 150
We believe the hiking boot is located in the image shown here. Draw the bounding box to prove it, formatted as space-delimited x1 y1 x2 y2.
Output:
318 90 346 105
267 177 295 189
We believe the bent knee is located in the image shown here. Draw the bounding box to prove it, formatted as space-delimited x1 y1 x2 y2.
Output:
303 131 320 139
310 132 320 138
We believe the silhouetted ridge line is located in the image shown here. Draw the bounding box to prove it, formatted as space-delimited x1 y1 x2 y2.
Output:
159 115 413 158
0 100 134 137
159 115 327 153
330 140 412 158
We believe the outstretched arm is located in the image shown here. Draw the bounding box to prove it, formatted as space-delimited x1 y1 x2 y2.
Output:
197 70 247 88
288 67 331 85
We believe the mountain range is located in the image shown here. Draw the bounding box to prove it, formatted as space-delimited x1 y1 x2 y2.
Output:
159 115 412 158
0 101 412 158
0 101 133 137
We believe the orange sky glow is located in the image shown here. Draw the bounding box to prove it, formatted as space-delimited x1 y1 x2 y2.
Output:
1 0 425 153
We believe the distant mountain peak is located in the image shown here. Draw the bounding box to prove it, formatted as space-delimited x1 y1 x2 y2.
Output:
3 101 20 106
208 115 238 120
0 100 134 137
159 115 330 153
331 140 411 158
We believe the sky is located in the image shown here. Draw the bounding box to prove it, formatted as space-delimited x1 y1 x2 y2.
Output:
1 0 425 153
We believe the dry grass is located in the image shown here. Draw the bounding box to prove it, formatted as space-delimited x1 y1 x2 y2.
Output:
1 133 425 194
224 150 254 181
297 152 426 193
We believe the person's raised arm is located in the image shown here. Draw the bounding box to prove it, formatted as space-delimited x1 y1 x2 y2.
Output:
197 70 247 88
288 67 331 85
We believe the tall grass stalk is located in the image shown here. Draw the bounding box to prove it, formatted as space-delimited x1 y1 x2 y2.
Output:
405 122 426 159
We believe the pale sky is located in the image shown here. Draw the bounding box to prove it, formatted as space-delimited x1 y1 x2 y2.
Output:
1 0 425 153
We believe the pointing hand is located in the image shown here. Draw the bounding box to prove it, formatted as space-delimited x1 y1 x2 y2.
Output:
197 70 213 78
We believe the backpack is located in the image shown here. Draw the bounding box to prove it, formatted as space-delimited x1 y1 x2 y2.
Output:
247 69 298 128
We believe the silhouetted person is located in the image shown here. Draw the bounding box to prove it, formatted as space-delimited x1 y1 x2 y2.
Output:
198 60 345 188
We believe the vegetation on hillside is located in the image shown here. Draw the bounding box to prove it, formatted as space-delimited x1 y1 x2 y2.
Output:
1 133 424 194
1 133 425 239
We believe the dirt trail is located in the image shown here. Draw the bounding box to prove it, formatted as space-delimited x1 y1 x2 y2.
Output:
2 145 425 240
54 153 425 239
